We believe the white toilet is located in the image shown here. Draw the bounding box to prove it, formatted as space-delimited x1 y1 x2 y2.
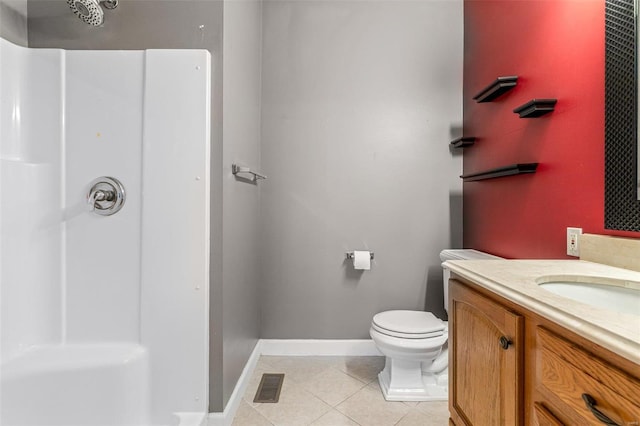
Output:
370 249 502 402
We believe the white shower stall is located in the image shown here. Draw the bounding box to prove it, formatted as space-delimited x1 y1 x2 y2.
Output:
0 38 211 425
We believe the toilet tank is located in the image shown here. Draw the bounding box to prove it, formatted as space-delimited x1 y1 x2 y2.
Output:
439 249 503 314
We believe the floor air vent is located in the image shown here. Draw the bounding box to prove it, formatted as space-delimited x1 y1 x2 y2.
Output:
253 373 285 403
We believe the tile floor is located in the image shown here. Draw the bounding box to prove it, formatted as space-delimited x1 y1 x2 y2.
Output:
232 356 450 426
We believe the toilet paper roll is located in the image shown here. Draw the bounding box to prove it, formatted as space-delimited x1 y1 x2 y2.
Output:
353 250 371 270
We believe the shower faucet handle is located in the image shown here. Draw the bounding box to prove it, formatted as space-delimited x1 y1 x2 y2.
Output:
87 176 126 216
89 189 114 203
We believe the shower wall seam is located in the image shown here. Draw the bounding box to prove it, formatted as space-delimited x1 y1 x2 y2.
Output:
137 54 147 344
60 49 67 344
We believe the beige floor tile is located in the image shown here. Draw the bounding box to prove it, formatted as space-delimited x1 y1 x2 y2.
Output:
335 382 410 426
335 356 385 384
310 409 360 426
254 379 332 426
232 400 274 426
395 408 449 426
402 401 420 407
302 367 367 406
231 356 450 426
256 356 279 370
415 400 450 424
260 356 336 384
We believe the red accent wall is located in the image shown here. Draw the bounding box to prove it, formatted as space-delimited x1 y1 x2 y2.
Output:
463 0 640 259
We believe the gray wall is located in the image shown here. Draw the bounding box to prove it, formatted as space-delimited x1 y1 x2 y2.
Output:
27 0 261 413
221 0 262 409
259 0 463 338
1 0 27 45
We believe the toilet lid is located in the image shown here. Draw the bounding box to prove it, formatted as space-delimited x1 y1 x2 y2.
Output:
372 310 445 339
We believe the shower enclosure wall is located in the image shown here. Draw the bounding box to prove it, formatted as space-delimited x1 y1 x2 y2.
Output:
0 38 211 425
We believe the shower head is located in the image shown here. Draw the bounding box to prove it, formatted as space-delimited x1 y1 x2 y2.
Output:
67 0 118 26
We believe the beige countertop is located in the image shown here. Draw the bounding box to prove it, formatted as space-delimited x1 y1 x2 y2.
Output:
444 259 640 365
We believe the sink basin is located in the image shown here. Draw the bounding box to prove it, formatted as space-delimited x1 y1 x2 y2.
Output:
537 277 640 316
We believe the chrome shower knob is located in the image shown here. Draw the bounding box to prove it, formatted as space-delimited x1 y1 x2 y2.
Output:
87 176 125 216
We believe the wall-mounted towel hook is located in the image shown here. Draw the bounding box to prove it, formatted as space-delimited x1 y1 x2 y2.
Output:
232 163 267 182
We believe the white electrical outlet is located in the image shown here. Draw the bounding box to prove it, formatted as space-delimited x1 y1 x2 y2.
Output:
566 227 583 257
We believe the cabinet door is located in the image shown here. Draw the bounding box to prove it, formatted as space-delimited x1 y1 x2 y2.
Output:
449 280 524 426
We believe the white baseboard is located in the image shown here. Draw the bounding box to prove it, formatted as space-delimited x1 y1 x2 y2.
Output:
207 339 381 425
207 340 263 426
260 339 382 356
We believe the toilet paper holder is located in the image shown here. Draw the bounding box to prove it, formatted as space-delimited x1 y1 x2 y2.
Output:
345 251 374 260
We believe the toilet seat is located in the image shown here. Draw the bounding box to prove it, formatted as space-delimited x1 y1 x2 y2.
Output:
372 310 445 339
371 323 444 339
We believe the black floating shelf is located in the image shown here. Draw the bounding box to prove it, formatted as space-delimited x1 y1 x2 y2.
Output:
473 76 518 103
450 137 476 148
461 163 538 182
513 99 557 118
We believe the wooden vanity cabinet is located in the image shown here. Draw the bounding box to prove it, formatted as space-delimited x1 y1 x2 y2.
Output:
449 277 640 426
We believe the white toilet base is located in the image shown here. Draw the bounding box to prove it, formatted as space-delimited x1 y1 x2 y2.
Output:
377 357 448 402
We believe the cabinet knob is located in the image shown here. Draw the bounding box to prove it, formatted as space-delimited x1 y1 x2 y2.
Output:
499 336 512 350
